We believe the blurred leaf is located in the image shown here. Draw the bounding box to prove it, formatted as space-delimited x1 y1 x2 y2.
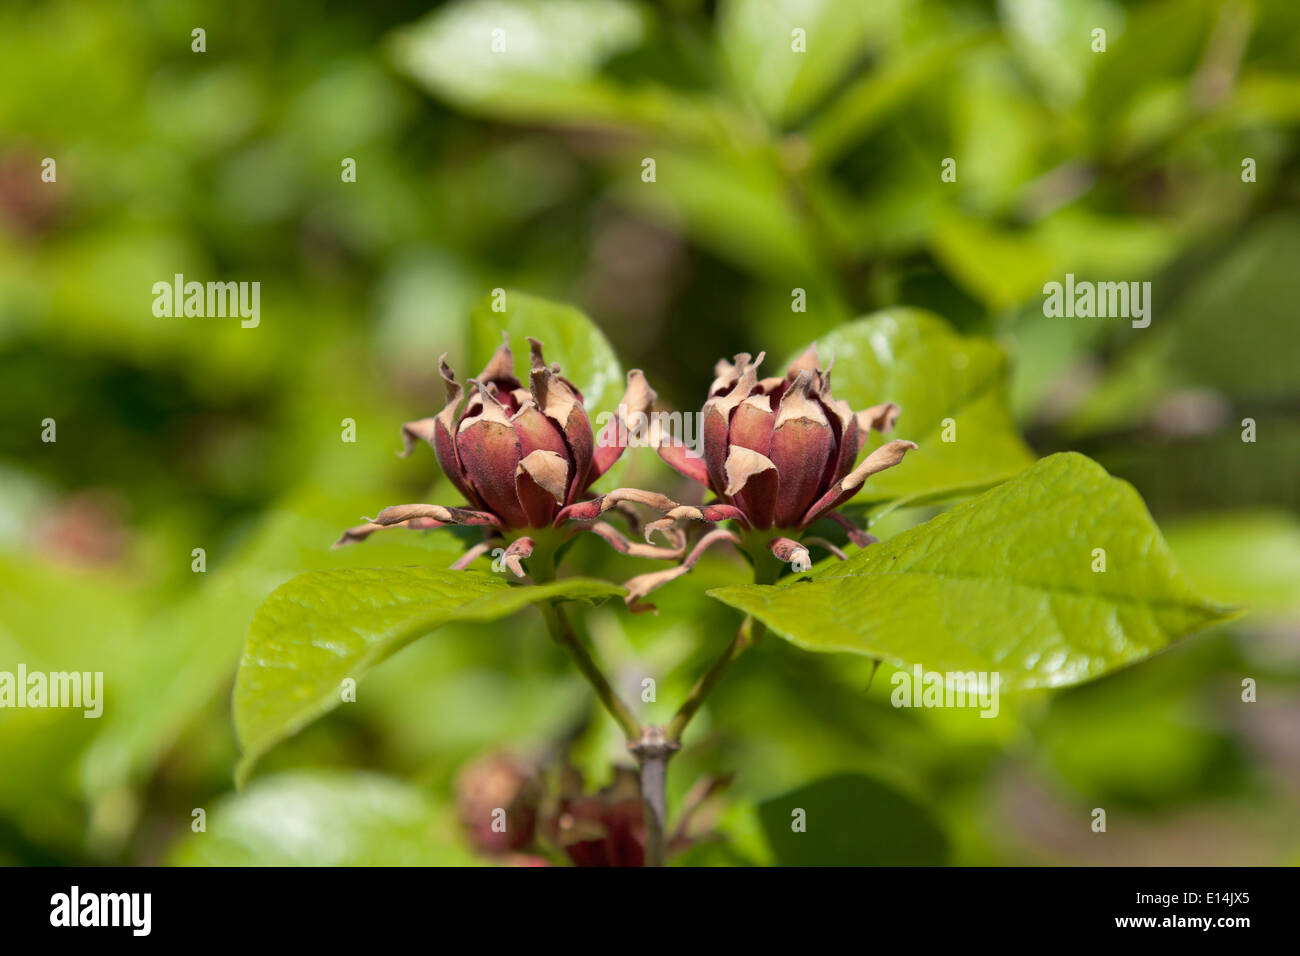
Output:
1082 0 1213 148
999 0 1125 108
1164 511 1300 613
613 146 824 279
1069 215 1300 434
0 557 144 821
803 29 990 167
710 453 1234 690
719 0 892 126
757 773 947 864
931 211 1057 311
390 0 713 136
172 771 482 865
1038 673 1247 810
234 567 623 784
468 289 624 419
951 52 1048 215
1159 216 1300 403
792 309 1034 504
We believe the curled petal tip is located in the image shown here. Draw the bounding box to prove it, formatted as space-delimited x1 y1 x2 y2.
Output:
623 369 657 412
788 344 820 377
770 536 811 571
477 336 516 384
857 402 902 433
527 336 546 370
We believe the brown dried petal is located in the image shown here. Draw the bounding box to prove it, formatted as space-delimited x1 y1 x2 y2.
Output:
591 369 657 482
857 402 901 433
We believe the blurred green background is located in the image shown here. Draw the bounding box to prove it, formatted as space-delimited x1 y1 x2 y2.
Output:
2 0 1298 865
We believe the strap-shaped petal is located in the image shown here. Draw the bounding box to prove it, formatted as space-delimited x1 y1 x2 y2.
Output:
515 450 569 526
769 371 833 526
723 445 778 528
622 528 741 614
592 369 658 482
799 439 917 527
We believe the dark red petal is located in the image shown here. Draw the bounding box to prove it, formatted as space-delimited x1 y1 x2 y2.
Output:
657 441 710 485
723 445 778 529
700 355 761 494
456 412 527 528
511 402 569 460
528 358 594 502
515 450 569 527
727 394 775 455
769 372 833 526
800 439 917 526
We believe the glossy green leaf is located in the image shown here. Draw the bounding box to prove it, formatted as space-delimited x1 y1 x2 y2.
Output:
757 773 947 865
789 308 1034 504
234 567 623 784
172 772 483 866
710 453 1235 690
467 289 624 422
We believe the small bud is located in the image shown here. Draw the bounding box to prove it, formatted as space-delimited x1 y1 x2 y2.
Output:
455 753 542 856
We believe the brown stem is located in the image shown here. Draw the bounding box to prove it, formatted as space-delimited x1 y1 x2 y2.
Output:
666 614 764 742
629 725 678 867
539 601 640 742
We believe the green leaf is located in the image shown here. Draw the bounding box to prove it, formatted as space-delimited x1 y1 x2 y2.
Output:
1163 511 1300 614
710 453 1235 690
390 0 711 136
789 308 1034 504
803 30 990 168
234 567 623 784
172 771 483 866
930 210 1057 311
614 147 825 279
1067 215 1300 436
718 0 890 127
999 0 1122 108
467 289 624 421
757 773 947 865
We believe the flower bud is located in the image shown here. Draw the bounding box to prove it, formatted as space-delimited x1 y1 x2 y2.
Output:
455 753 542 856
400 336 658 530
663 347 915 530
544 767 646 867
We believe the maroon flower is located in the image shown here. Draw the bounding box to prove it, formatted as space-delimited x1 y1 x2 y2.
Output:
544 767 647 867
626 347 915 609
335 336 678 575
